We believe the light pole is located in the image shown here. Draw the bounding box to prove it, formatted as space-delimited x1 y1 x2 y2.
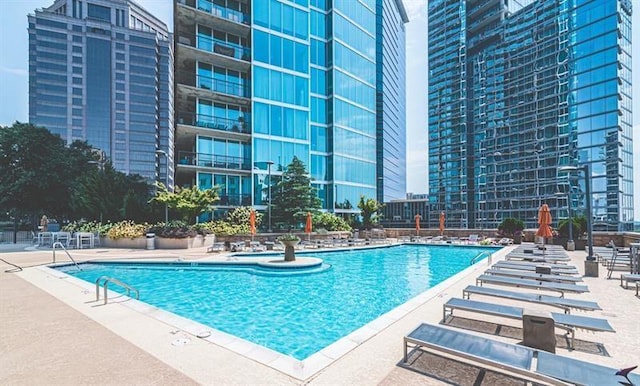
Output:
156 150 169 223
88 157 105 223
559 164 595 276
266 160 274 232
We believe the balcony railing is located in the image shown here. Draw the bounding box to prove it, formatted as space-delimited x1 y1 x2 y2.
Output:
217 194 252 206
178 0 250 25
177 151 250 171
177 33 250 62
177 112 250 134
196 73 250 98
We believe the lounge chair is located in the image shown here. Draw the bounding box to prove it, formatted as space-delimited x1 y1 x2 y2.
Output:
621 273 640 289
484 268 583 283
492 261 579 275
462 285 601 313
403 323 639 385
443 298 614 349
506 253 571 262
476 274 589 296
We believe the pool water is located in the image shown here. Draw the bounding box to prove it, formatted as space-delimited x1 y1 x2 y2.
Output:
57 244 498 360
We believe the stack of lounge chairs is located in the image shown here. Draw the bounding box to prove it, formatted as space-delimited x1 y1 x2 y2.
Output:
401 245 639 385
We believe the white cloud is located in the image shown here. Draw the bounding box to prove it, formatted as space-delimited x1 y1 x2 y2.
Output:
403 0 427 21
0 66 28 76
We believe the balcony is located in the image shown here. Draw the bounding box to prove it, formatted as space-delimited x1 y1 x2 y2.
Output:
176 0 250 37
176 73 250 107
177 112 251 135
177 151 251 172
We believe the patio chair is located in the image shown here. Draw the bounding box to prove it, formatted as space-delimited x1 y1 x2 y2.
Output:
462 285 601 313
475 274 589 296
484 268 583 284
443 298 614 349
505 253 571 263
403 323 639 385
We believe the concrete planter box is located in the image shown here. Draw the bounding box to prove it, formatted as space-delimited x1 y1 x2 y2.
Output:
155 234 213 249
103 237 146 249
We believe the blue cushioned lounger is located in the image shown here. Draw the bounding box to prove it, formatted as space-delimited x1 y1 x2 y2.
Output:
462 285 601 313
443 298 614 349
476 274 589 296
403 323 639 386
492 261 579 275
484 268 583 283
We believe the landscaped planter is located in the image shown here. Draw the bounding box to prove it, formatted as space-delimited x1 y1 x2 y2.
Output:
103 237 146 249
155 234 214 249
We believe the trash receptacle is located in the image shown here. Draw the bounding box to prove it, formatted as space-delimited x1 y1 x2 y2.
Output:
522 309 556 353
146 233 155 250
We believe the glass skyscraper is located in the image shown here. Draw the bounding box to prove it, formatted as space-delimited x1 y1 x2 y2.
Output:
428 0 633 231
29 0 174 187
174 0 407 219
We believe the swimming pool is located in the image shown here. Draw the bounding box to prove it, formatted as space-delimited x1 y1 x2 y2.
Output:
56 244 498 360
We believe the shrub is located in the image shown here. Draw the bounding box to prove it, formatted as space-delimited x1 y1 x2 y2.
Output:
201 220 248 236
277 233 300 242
557 216 586 238
497 218 525 237
312 212 352 232
147 220 197 239
105 220 149 239
226 206 263 227
63 221 111 236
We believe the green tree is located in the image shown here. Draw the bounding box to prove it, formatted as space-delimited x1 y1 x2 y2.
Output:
226 206 263 228
357 196 384 230
270 156 321 228
497 217 525 237
312 212 352 231
0 122 95 226
150 183 219 224
71 162 154 223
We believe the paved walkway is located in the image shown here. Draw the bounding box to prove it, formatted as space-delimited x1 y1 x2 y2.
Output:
1 243 638 385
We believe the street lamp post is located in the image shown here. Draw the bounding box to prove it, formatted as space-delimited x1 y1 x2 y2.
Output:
155 150 169 223
559 164 596 276
266 160 274 232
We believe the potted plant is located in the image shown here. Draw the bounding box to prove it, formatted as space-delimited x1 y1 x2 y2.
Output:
497 218 525 244
277 233 300 262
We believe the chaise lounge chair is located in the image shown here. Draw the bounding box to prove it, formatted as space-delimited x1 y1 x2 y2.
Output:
492 261 579 275
443 298 614 349
462 285 601 313
403 323 639 386
484 268 583 284
506 253 571 262
621 273 640 289
476 274 589 296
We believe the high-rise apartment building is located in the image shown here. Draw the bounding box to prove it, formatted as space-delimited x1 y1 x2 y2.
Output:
29 0 174 186
174 0 408 220
377 0 409 203
428 0 633 231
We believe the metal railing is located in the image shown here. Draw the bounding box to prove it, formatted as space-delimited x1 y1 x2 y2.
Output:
177 151 251 171
177 112 251 134
52 242 82 271
95 276 139 305
176 32 251 62
178 0 250 25
470 251 492 265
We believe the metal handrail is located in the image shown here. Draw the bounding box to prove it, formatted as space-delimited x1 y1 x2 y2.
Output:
470 251 492 265
52 242 82 271
95 276 139 305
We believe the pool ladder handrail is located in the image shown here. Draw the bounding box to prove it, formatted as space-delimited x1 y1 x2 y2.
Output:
95 276 139 305
52 242 82 271
470 251 492 265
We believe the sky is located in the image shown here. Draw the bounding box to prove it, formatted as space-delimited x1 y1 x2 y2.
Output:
0 0 638 217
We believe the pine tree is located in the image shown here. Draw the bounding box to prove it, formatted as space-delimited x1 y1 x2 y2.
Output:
270 156 321 229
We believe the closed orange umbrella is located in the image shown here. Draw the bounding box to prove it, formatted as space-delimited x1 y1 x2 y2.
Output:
536 204 553 253
305 212 312 241
439 212 445 236
249 209 256 237
414 214 421 236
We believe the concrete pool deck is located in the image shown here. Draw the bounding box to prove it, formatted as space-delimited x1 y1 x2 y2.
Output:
1 242 639 385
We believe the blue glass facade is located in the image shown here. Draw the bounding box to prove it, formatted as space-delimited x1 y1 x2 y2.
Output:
427 0 634 231
28 0 173 186
376 0 408 202
174 0 408 218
